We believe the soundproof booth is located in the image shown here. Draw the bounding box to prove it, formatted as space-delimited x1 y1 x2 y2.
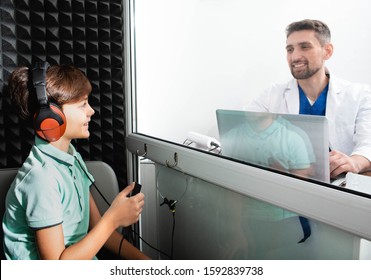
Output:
1 0 371 262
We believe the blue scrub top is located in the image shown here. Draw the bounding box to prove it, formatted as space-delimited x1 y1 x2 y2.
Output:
299 83 329 116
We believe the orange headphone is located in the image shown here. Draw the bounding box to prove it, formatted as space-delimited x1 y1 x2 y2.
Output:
32 61 66 142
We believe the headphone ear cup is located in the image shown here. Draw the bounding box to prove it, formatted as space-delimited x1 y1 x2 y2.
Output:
34 103 67 142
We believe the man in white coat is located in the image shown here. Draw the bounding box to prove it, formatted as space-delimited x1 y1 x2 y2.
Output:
246 19 371 179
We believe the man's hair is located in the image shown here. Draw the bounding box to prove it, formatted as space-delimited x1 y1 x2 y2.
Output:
286 19 331 46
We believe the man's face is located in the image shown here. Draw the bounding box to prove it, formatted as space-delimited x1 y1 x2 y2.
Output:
286 30 331 80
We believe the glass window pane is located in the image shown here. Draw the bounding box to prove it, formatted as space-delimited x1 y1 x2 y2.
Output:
134 0 371 142
133 0 371 186
129 1 371 261
141 163 365 259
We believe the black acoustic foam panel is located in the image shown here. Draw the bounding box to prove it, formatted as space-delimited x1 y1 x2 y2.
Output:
0 0 128 187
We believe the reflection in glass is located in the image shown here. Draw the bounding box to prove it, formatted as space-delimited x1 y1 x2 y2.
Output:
216 110 329 182
154 164 360 260
223 115 313 176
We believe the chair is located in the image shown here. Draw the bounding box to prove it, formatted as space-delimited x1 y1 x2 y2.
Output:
85 160 120 214
86 161 123 259
0 161 119 259
0 168 18 259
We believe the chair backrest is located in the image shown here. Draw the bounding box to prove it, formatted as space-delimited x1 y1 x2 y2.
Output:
0 161 119 259
0 168 18 259
85 161 120 215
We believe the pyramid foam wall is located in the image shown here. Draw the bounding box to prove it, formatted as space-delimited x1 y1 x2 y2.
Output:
0 0 127 187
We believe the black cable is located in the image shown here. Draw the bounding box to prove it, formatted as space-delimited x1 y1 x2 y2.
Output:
74 156 171 259
75 156 111 206
118 235 125 259
130 229 172 259
159 197 177 259
155 165 189 261
170 211 175 259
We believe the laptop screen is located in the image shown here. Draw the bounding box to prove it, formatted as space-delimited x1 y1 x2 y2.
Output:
216 109 330 183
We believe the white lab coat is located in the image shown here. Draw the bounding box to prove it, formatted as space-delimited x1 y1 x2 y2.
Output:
246 71 371 161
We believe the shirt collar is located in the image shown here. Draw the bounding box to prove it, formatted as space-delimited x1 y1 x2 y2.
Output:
247 118 281 139
35 136 77 166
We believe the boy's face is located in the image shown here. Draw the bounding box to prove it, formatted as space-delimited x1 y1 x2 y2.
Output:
285 30 332 80
61 91 95 140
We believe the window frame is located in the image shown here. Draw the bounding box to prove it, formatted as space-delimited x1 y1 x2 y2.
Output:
123 0 371 242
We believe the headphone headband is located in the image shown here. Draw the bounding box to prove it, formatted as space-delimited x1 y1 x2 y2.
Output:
32 61 50 108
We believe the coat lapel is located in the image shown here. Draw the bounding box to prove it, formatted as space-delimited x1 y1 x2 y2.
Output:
284 79 300 114
325 74 344 149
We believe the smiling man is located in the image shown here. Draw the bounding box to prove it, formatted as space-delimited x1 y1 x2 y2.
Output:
246 19 371 179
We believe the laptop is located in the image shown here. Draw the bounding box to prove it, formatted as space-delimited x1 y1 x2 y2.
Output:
216 109 330 183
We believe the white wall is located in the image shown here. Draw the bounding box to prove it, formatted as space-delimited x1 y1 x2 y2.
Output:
134 0 371 143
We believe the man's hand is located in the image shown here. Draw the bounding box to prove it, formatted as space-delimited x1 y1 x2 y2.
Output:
329 150 370 178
